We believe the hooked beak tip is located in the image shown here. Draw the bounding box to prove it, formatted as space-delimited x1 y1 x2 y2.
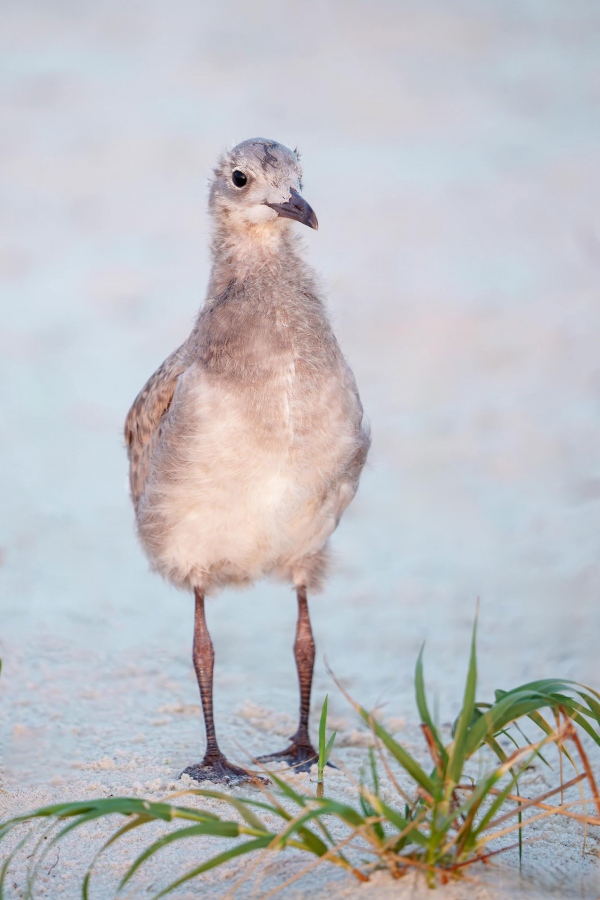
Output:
265 188 318 231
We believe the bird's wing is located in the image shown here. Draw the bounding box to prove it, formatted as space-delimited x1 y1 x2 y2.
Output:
124 344 189 507
341 357 371 480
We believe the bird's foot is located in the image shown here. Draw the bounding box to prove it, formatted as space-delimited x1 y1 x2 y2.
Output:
258 740 323 773
182 753 268 786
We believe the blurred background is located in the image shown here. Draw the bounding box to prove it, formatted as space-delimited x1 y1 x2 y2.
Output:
1 0 600 785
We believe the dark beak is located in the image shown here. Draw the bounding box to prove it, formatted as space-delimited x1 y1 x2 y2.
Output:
265 188 318 230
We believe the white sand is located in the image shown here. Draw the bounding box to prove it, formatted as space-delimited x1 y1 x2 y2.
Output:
1 0 599 896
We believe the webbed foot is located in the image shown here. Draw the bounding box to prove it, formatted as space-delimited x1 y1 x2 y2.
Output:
258 741 322 773
182 753 268 785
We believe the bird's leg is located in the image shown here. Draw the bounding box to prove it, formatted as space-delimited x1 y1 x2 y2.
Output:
258 586 321 773
182 589 261 785
291 585 316 752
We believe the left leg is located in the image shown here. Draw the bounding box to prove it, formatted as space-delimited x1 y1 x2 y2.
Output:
182 589 259 784
259 585 320 772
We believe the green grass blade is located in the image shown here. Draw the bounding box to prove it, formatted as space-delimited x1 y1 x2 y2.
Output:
500 679 600 703
120 820 254 889
473 737 554 839
482 734 523 864
575 690 600 724
50 809 135 844
327 661 437 795
266 771 309 809
493 682 600 731
78 815 154 900
357 771 385 842
494 717 553 769
547 691 600 721
267 807 339 853
368 747 379 795
0 824 44 900
177 791 267 831
181 788 288 822
25 821 70 899
562 709 600 746
324 732 337 766
319 695 329 773
485 733 508 762
465 693 558 755
415 644 448 767
447 615 478 784
311 798 368 829
355 706 437 797
153 837 273 898
371 799 429 849
466 688 600 758
99 814 153 852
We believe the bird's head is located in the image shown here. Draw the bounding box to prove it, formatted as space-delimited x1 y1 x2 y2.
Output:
209 138 318 233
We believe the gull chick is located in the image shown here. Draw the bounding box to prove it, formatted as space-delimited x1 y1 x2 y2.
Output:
125 138 370 783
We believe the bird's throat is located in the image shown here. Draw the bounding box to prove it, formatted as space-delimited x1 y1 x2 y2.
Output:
208 222 296 296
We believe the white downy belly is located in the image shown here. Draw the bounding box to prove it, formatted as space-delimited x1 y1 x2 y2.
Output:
148 376 338 583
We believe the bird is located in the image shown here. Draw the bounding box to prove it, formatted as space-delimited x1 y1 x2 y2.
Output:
124 137 370 784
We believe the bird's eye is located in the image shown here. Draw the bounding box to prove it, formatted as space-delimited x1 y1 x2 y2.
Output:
232 170 247 187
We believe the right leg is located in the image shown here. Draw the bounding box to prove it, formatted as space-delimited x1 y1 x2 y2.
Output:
182 589 258 784
258 585 320 772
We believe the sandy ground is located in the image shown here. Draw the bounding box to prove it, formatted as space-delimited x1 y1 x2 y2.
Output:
1 0 600 896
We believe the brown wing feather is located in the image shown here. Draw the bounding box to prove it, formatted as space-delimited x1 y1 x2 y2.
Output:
124 345 188 508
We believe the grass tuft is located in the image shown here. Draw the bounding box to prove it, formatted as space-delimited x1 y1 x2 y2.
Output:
1 620 599 895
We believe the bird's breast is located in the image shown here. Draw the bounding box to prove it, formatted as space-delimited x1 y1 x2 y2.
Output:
169 285 361 501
